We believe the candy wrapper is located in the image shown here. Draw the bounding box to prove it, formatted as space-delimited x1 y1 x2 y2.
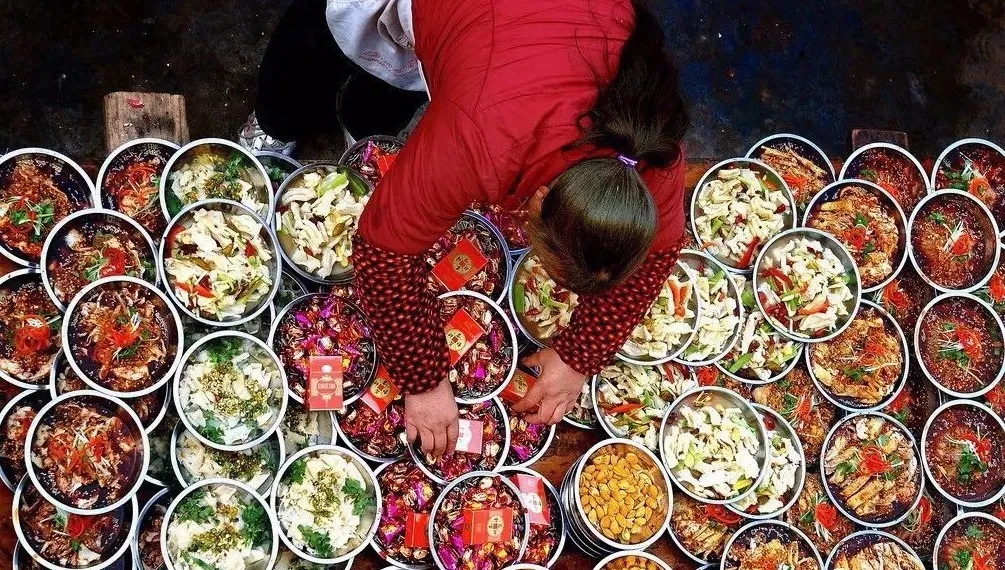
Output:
272 293 377 403
431 474 528 570
427 213 508 300
475 204 530 252
374 460 444 567
336 394 407 461
502 468 563 566
342 137 403 187
412 399 509 484
439 293 516 402
502 400 554 467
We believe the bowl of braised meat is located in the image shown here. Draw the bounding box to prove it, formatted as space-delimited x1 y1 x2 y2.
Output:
96 138 178 239
922 399 1005 508
0 268 63 389
840 143 929 216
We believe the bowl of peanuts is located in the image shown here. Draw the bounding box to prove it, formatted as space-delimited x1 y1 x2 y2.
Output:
593 551 673 570
562 438 673 553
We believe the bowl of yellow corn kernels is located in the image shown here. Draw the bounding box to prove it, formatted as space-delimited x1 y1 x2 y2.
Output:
562 438 673 553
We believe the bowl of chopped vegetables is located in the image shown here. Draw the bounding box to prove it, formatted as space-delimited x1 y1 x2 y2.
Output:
675 249 744 365
616 260 701 365
508 250 579 347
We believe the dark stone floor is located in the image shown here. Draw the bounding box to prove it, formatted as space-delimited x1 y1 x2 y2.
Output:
1 0 1002 161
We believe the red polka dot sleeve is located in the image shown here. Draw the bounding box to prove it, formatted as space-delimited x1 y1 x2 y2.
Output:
352 235 449 395
551 235 686 376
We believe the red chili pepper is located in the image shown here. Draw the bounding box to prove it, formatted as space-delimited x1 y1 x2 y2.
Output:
960 431 992 462
762 414 776 430
886 389 913 413
65 514 92 538
815 502 838 530
793 394 812 423
176 281 213 298
607 402 643 414
13 315 50 355
99 247 128 278
877 180 901 201
668 280 687 318
950 231 974 257
703 504 741 525
841 226 868 251
244 240 257 257
737 237 761 269
985 384 1005 413
695 365 719 386
955 325 983 361
126 98 145 109
781 173 807 193
797 296 829 316
970 175 993 199
859 445 892 476
974 552 992 570
916 496 933 527
989 274 1005 303
165 225 184 253
881 280 909 315
763 267 793 291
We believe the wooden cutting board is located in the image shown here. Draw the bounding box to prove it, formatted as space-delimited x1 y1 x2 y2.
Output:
103 91 190 152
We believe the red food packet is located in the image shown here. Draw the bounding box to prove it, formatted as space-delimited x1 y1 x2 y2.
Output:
431 237 489 292
404 512 430 548
361 365 399 414
461 508 514 545
307 355 343 411
499 368 537 405
444 309 486 366
453 419 484 454
511 473 551 526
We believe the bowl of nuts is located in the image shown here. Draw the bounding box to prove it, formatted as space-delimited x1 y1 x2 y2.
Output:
593 551 672 570
562 438 673 553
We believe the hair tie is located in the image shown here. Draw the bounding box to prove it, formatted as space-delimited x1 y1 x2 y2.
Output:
617 154 638 168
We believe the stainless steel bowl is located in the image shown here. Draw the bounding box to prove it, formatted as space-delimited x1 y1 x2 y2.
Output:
159 138 274 223
930 137 1005 190
689 157 797 273
674 249 745 365
13 544 127 570
24 390 150 514
752 227 862 343
907 189 1001 294
40 208 159 310
567 438 672 552
921 399 1005 508
806 299 911 412
162 478 279 570
370 459 438 570
158 198 282 327
0 148 95 267
276 546 353 570
592 361 690 451
725 403 806 520
12 475 137 570
839 143 931 212
0 388 50 491
281 408 337 456
616 259 702 365
0 268 61 389
333 399 407 464
562 380 599 430
502 403 556 468
819 412 923 528
273 162 372 285
932 513 1005 570
270 445 381 565
132 487 174 570
498 466 566 567
594 551 672 570
440 289 518 404
254 150 303 193
803 179 909 293
659 386 769 505
427 470 530 569
408 397 512 485
169 422 287 496
506 249 570 348
745 133 837 182
61 275 183 398
173 330 288 451
721 520 823 570
95 137 178 236
914 292 1005 398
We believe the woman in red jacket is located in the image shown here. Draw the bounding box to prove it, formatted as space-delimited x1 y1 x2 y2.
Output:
255 0 689 458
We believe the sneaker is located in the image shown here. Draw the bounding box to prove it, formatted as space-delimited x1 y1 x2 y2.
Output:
238 112 296 156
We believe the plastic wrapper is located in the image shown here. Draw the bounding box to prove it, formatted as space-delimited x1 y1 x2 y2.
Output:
439 294 514 401
343 138 403 187
502 400 552 466
414 400 507 483
337 396 406 461
476 204 529 252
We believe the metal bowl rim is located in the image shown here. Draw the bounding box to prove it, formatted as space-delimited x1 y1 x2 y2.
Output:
838 142 931 197
744 133 837 181
616 259 703 365
592 361 693 448
131 486 174 570
823 529 924 570
439 289 518 404
369 459 438 570
593 551 672 570
95 137 180 209
719 519 824 570
497 465 566 567
0 388 50 491
932 512 1005 570
929 137 1005 191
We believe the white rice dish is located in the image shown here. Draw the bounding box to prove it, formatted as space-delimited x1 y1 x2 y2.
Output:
694 166 791 269
730 416 802 515
680 261 742 362
756 236 855 338
164 208 273 321
176 429 277 490
662 397 764 500
275 451 376 560
621 271 696 360
165 484 272 570
177 336 284 447
276 170 369 279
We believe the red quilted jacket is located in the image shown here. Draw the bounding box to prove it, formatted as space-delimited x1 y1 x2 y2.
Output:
353 0 686 394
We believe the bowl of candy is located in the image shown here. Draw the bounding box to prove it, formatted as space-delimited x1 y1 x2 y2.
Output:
428 471 530 570
409 398 511 485
339 135 405 188
334 376 407 463
371 459 444 569
269 293 378 404
426 211 511 303
500 466 566 567
501 399 556 468
439 290 517 404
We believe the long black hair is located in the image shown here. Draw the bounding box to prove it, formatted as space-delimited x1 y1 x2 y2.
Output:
529 0 689 294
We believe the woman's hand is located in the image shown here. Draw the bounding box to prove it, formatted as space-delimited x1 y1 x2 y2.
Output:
511 348 586 425
404 379 459 458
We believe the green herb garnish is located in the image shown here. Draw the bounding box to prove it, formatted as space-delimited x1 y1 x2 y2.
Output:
298 525 334 558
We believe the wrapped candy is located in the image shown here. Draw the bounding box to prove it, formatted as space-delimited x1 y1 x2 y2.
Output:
475 204 530 252
413 400 508 484
374 460 443 567
502 400 554 467
426 214 508 300
342 137 403 187
439 294 515 402
272 293 377 402
336 396 406 461
432 474 528 570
